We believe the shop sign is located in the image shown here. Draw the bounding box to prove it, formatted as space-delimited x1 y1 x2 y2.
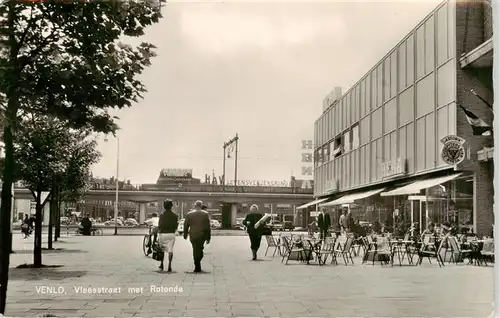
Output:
440 135 466 165
381 158 406 179
160 168 193 180
203 174 290 187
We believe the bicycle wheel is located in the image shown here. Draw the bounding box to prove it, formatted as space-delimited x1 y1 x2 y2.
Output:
143 235 150 256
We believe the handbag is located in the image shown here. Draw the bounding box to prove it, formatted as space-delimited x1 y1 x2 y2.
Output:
152 250 164 261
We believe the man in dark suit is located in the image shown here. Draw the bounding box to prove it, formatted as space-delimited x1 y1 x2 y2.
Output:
243 204 265 260
317 208 331 239
184 200 211 272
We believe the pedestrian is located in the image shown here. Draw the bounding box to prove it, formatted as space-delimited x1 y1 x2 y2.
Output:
157 200 178 272
317 208 331 239
242 204 266 260
339 208 348 234
81 214 92 235
183 200 211 273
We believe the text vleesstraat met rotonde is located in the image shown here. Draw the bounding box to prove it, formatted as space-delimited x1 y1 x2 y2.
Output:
35 284 183 295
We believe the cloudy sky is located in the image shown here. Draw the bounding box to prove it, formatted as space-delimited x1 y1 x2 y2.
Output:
92 0 442 185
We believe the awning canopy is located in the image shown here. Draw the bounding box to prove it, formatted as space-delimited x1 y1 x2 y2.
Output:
319 188 386 207
460 37 493 68
296 198 329 210
380 173 462 197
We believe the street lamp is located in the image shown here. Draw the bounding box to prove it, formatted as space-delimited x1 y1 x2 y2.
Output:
222 134 239 192
104 135 120 235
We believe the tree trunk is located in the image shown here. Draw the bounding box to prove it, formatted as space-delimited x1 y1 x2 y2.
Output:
48 195 54 250
54 196 61 240
34 192 43 268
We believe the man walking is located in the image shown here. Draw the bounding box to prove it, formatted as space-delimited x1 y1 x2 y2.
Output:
317 208 331 240
184 200 211 273
339 208 348 234
157 200 178 272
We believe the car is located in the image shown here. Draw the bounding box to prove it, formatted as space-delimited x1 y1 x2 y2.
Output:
210 219 221 229
104 219 123 226
283 221 294 231
124 218 139 227
177 219 185 235
268 220 283 231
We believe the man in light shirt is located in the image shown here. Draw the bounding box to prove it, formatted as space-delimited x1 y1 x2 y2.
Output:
145 212 160 255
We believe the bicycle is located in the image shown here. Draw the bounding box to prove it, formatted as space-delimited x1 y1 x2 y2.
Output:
143 226 158 257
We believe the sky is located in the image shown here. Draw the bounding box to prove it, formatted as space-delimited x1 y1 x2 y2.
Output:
92 0 442 185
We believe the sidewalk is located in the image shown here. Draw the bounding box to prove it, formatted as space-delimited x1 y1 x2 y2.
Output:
5 234 494 317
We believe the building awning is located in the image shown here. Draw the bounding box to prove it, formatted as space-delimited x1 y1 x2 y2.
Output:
380 173 462 197
296 198 329 210
319 188 386 207
460 37 493 68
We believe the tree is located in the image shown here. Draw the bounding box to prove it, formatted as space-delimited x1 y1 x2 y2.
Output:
0 1 163 314
14 114 100 266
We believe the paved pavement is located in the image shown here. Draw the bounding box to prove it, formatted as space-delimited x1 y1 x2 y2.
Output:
4 233 494 317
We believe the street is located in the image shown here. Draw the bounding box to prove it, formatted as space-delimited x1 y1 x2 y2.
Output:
5 234 494 317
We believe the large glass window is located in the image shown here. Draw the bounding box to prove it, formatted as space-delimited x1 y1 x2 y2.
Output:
398 43 406 91
384 98 397 133
371 141 377 181
425 112 435 170
447 2 455 59
345 154 351 188
416 117 426 171
352 149 358 187
329 141 336 161
352 124 360 150
342 98 347 131
354 86 360 123
416 24 425 79
416 73 435 118
390 131 397 161
437 106 449 167
384 134 391 163
372 107 383 139
390 51 398 97
437 60 455 107
398 87 414 126
365 143 371 183
383 58 391 102
360 146 365 184
335 104 340 136
360 116 370 145
406 35 415 85
436 4 449 65
324 144 331 164
425 17 435 74
371 71 377 111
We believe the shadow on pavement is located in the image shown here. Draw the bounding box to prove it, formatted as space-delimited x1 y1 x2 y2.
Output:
184 271 211 274
12 249 88 254
9 266 88 281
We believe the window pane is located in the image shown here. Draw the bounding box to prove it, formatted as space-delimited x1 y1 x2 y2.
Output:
407 122 414 173
330 106 334 139
360 80 365 117
384 98 397 133
376 138 383 180
371 71 377 110
360 146 365 184
366 143 371 183
398 43 406 91
384 58 390 102
352 125 360 149
399 87 414 126
371 141 377 181
390 131 397 161
436 5 448 65
360 116 370 145
448 102 456 135
416 117 426 171
384 134 391 163
437 106 449 167
354 86 360 122
425 112 435 170
425 17 435 74
391 51 398 97
416 73 435 117
372 108 383 139
377 64 383 107
343 98 347 131
447 2 455 59
366 74 372 111
416 25 425 79
399 125 407 159
346 153 351 188
406 35 415 85
437 60 455 107
335 104 340 136
352 150 358 187
330 141 336 161
344 132 350 152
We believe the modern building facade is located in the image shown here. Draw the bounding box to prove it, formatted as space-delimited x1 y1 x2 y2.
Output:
312 0 493 236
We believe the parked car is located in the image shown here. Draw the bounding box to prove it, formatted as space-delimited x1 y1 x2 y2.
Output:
235 218 245 230
104 219 123 226
124 218 139 227
210 219 221 229
268 220 283 231
176 219 185 235
283 221 294 231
